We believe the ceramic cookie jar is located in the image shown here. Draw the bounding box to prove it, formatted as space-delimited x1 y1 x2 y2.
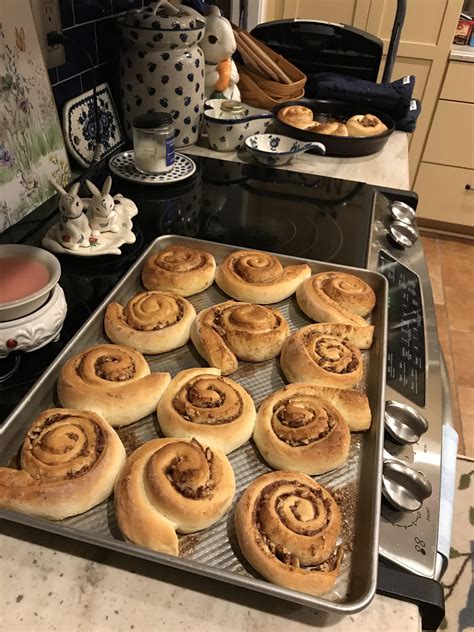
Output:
116 0 205 148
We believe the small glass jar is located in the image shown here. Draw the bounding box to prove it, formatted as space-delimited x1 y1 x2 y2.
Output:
132 112 175 175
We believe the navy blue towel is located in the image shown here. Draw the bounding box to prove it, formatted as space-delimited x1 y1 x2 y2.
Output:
306 73 421 132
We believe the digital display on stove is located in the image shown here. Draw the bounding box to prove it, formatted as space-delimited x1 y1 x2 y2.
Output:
378 251 426 407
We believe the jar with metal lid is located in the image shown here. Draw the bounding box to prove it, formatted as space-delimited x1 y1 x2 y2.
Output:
219 100 245 118
133 112 175 175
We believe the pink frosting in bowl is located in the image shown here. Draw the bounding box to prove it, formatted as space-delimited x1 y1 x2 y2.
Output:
0 245 61 322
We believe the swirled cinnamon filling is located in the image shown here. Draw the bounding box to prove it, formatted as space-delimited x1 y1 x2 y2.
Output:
231 253 281 284
123 293 184 331
305 334 359 374
173 376 243 425
26 415 105 479
156 248 208 272
165 442 215 499
94 355 135 381
360 115 377 127
253 481 337 569
272 399 336 446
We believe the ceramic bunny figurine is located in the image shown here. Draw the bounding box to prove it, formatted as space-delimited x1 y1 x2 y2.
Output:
113 193 138 218
85 176 120 236
200 6 240 100
50 179 92 251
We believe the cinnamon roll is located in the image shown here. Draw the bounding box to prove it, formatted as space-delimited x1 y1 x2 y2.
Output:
142 245 216 297
280 323 365 388
0 408 126 520
310 122 349 137
157 368 256 454
190 300 289 375
104 291 196 354
254 383 351 474
346 114 388 137
235 471 343 596
215 250 311 304
277 105 314 130
57 344 171 427
115 438 235 555
296 272 376 347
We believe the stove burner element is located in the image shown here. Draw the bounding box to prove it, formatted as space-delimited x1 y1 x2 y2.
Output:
385 400 429 444
0 353 21 383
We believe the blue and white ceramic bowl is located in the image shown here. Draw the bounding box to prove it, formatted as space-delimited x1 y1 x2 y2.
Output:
203 100 272 152
245 134 326 166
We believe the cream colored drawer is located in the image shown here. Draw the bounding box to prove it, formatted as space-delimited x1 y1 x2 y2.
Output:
441 61 474 103
423 100 474 169
415 163 474 226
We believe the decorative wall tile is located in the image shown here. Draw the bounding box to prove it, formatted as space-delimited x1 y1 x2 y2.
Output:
58 23 98 81
59 0 74 29
52 76 82 112
73 0 112 24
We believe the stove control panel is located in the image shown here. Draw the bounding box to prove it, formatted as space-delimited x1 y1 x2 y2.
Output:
369 194 444 579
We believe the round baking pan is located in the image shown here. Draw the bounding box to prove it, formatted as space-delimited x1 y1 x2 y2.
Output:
272 99 394 157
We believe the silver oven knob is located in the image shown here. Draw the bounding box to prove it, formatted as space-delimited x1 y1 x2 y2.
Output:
382 459 432 512
388 221 418 248
385 400 428 444
390 201 416 224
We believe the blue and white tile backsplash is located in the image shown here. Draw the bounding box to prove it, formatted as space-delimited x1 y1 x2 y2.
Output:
50 1 148 114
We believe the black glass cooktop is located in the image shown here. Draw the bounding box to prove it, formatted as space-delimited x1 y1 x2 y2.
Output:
0 156 376 421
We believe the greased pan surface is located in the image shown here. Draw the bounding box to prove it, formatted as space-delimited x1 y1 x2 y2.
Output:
0 235 387 615
272 99 394 157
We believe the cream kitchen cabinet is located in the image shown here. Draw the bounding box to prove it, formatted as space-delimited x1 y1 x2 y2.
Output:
415 59 474 234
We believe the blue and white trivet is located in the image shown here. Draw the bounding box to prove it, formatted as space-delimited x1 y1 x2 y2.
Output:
63 83 125 167
109 151 196 185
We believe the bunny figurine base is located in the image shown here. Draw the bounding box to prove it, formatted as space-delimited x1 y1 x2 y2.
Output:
42 177 138 256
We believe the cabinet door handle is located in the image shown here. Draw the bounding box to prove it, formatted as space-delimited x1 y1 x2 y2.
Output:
466 185 474 191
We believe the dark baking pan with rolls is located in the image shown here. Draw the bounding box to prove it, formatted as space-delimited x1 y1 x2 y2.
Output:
272 99 394 157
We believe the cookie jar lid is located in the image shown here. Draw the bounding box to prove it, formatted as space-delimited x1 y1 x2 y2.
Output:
121 0 205 32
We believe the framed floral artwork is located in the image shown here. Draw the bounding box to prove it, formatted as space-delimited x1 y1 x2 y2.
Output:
0 0 71 233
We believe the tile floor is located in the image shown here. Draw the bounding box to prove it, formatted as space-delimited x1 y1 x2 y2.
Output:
421 234 474 457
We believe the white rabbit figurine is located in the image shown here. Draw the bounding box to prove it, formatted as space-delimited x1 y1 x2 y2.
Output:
50 179 91 251
85 176 120 236
113 193 138 218
200 6 240 101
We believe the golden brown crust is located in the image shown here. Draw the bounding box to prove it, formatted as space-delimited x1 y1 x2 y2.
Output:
346 114 388 137
115 438 235 555
157 368 256 454
296 272 376 347
57 344 171 427
0 408 126 520
280 323 365 388
277 105 314 130
142 245 216 297
235 471 343 596
215 250 311 304
104 291 196 354
190 300 290 375
254 383 352 474
310 122 349 136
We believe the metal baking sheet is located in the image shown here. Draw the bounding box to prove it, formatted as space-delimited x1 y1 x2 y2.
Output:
0 235 387 614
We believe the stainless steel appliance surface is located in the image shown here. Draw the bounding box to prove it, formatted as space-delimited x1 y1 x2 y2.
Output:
0 235 388 615
0 157 452 616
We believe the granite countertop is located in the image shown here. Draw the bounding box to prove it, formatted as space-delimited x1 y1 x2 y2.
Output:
186 131 410 191
450 44 474 62
0 520 421 632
